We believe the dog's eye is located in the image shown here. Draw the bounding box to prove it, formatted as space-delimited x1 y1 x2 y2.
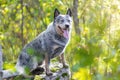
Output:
61 19 64 23
67 20 70 22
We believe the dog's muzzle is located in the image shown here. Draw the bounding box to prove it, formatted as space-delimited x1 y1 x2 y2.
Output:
58 26 69 39
65 25 69 29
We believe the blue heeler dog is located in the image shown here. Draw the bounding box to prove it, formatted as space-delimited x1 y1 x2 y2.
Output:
3 8 72 78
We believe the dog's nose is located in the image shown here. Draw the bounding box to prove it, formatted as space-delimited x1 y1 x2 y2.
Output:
65 25 69 28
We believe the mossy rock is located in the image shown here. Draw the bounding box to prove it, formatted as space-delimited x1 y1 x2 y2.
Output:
51 67 60 72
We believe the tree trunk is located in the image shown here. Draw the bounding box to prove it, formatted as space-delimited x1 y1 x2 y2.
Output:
20 0 24 47
0 45 3 80
72 0 80 35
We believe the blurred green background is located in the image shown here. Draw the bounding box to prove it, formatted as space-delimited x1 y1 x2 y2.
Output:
0 0 120 80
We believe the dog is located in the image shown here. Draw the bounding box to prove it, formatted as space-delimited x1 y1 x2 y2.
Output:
3 8 72 78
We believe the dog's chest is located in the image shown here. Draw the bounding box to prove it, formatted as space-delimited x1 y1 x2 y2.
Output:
51 45 64 58
50 35 68 58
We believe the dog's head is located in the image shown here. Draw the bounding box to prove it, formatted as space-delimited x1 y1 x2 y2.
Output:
54 8 72 39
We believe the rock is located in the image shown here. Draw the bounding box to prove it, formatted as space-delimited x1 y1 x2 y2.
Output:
34 62 71 80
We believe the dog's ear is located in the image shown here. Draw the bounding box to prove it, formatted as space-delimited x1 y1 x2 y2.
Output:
66 8 72 17
54 8 60 19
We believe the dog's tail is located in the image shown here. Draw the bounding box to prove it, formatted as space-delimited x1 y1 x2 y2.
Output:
3 69 19 78
0 45 19 79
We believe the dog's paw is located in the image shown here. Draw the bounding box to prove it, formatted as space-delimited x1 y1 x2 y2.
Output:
30 67 44 75
63 64 69 68
46 71 53 76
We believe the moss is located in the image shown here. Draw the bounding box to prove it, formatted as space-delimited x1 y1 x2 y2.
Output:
34 75 43 80
62 73 68 77
14 75 34 80
14 75 24 80
51 67 60 72
56 77 60 80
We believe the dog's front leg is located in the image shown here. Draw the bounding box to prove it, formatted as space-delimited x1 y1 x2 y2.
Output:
45 53 53 76
60 53 69 68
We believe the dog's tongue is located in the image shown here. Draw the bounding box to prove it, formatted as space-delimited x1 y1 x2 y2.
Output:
63 30 69 39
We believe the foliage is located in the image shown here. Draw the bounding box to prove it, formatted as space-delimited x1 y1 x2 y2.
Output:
0 0 120 80
66 0 120 80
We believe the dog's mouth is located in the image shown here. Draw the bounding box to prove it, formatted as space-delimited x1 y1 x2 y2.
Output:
58 26 69 39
